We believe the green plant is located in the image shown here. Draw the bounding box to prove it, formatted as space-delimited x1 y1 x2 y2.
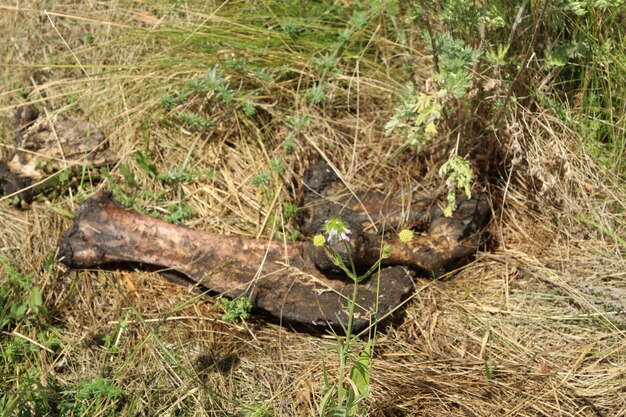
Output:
157 167 207 184
252 171 271 187
176 111 214 131
0 368 52 417
270 157 285 174
283 114 310 153
219 297 253 323
0 394 20 417
0 256 46 330
160 90 190 110
164 203 194 224
439 154 473 217
0 257 59 416
306 84 327 105
58 377 124 417
286 229 301 241
385 84 446 151
283 202 299 219
428 32 481 98
134 150 157 178
313 218 392 416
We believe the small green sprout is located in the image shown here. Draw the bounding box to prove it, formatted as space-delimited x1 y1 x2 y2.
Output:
252 172 270 187
165 203 194 224
219 297 252 323
286 230 301 242
270 157 284 173
306 84 327 104
287 114 310 130
283 134 296 153
381 243 392 259
283 203 299 219
243 102 256 116
176 111 214 131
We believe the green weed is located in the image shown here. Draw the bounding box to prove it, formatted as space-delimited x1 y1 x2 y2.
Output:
219 297 253 323
283 202 299 219
313 219 392 417
175 111 214 132
0 256 47 330
439 154 473 217
58 377 124 417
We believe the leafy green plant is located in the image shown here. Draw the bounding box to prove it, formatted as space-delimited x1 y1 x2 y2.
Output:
219 297 253 323
286 229 301 242
157 167 216 184
385 84 446 151
0 394 20 417
134 150 157 178
160 90 190 110
58 377 124 417
252 171 271 188
176 111 214 132
439 154 473 217
428 32 481 98
313 218 393 416
164 203 194 224
0 368 51 417
270 157 285 174
385 29 480 156
3 337 39 364
283 202 299 219
283 114 310 153
306 84 327 105
0 256 47 330
0 257 59 416
118 163 136 188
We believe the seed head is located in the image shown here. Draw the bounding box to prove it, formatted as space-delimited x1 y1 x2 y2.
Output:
381 243 392 259
398 229 414 244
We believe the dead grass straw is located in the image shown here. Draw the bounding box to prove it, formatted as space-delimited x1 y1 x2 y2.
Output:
0 2 624 416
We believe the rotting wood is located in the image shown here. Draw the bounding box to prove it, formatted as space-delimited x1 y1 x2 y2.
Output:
57 180 490 330
57 192 415 330
300 161 492 277
0 105 117 204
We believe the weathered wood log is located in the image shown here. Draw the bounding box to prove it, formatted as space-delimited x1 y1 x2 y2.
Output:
301 162 491 277
57 192 416 330
57 179 490 330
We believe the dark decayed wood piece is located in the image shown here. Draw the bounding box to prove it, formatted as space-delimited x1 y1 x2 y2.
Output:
300 161 491 277
57 192 416 330
0 105 117 203
57 167 490 330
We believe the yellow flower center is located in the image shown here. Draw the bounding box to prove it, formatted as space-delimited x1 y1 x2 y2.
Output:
398 229 414 244
313 234 326 247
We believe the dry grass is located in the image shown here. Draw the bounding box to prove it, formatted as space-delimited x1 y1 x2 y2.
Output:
1 1 625 416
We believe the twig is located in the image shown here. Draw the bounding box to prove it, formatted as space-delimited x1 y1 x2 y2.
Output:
492 0 549 130
472 0 489 76
1 330 54 354
419 0 440 74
